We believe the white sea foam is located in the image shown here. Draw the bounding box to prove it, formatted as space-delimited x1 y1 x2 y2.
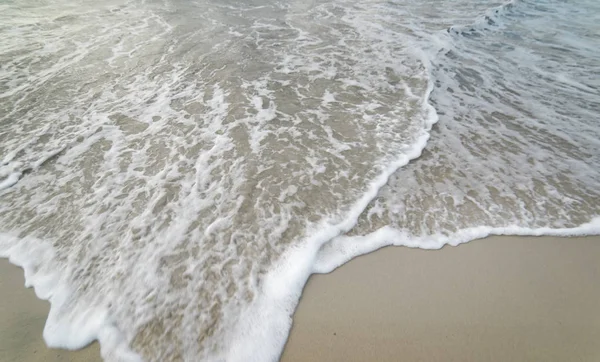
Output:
313 218 600 274
1 0 435 360
0 171 21 190
225 69 439 362
1 0 599 361
0 233 142 361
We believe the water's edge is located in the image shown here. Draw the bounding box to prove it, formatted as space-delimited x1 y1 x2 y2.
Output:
2 0 600 360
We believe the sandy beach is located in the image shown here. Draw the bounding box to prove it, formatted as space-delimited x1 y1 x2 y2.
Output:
2 235 600 362
282 235 600 362
0 260 101 362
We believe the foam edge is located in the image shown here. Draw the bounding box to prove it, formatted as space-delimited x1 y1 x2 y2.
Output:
313 218 600 274
224 56 440 362
0 233 142 362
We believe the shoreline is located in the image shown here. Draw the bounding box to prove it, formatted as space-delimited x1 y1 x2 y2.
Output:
2 235 599 361
0 260 101 362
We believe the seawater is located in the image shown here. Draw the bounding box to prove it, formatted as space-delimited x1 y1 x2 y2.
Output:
0 0 599 361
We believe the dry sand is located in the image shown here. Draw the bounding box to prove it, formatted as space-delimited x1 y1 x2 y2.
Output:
1 235 599 362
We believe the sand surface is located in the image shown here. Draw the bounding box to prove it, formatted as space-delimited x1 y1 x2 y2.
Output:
281 236 600 362
1 235 599 362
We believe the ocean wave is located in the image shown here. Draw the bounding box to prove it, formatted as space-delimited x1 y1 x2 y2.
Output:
1 0 599 361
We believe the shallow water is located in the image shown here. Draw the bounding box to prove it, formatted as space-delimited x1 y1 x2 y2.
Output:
1 0 599 361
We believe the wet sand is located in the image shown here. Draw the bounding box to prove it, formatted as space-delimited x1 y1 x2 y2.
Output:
2 235 600 362
281 236 600 362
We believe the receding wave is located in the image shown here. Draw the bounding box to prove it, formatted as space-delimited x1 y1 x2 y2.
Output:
1 0 436 360
1 0 599 361
317 0 600 270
